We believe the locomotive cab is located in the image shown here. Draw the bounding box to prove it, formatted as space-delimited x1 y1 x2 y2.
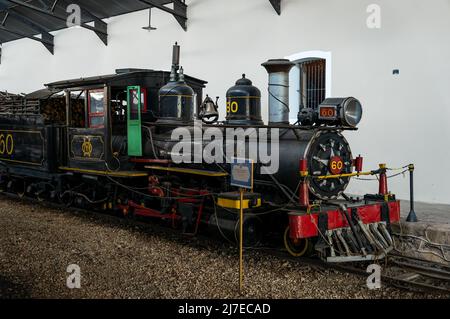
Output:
44 69 206 175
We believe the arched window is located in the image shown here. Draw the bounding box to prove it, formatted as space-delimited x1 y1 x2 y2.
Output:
285 51 332 123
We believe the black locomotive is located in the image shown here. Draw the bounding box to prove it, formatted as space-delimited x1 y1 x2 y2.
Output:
0 43 400 262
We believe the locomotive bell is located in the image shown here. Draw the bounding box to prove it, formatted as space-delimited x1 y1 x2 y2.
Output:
199 95 219 124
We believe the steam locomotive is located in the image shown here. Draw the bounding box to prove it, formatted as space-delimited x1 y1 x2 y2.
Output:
0 43 400 262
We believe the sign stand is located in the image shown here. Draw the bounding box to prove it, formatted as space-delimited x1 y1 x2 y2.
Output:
230 158 254 295
239 187 244 293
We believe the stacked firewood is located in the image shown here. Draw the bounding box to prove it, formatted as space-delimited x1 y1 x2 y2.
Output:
69 98 86 127
0 91 87 127
0 92 35 114
40 97 67 124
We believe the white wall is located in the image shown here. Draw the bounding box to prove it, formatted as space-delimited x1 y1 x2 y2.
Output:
0 0 449 204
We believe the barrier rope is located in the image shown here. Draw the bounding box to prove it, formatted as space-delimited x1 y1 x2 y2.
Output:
355 168 409 181
310 164 413 182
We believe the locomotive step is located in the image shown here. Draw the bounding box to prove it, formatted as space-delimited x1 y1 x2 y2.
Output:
144 165 228 177
59 167 148 178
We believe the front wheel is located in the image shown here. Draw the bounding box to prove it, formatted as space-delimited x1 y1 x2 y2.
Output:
284 226 311 257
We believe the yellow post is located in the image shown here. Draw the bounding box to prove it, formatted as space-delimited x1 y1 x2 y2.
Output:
239 187 244 294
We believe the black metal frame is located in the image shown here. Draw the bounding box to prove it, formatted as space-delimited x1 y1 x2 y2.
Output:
6 0 108 44
0 0 187 61
0 0 283 63
58 0 108 45
269 0 281 15
0 15 54 54
137 0 187 31
6 8 55 53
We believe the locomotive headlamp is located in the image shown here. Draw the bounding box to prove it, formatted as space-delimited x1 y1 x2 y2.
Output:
341 97 363 127
318 97 363 127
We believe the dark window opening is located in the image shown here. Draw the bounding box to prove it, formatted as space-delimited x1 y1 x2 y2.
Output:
141 88 148 113
110 86 148 156
88 89 105 129
299 59 326 110
111 88 127 130
69 90 86 128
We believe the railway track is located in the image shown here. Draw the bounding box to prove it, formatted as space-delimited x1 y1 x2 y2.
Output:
1 192 449 296
279 252 450 294
382 255 450 293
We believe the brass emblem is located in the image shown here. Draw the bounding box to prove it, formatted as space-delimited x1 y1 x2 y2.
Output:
82 137 93 158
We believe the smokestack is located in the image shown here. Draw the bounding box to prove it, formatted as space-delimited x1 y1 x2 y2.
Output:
170 42 181 82
172 42 180 68
262 59 295 124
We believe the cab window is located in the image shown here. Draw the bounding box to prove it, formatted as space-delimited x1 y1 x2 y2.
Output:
88 89 105 128
129 88 140 121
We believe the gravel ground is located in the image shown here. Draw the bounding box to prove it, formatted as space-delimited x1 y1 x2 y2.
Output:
0 196 445 299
